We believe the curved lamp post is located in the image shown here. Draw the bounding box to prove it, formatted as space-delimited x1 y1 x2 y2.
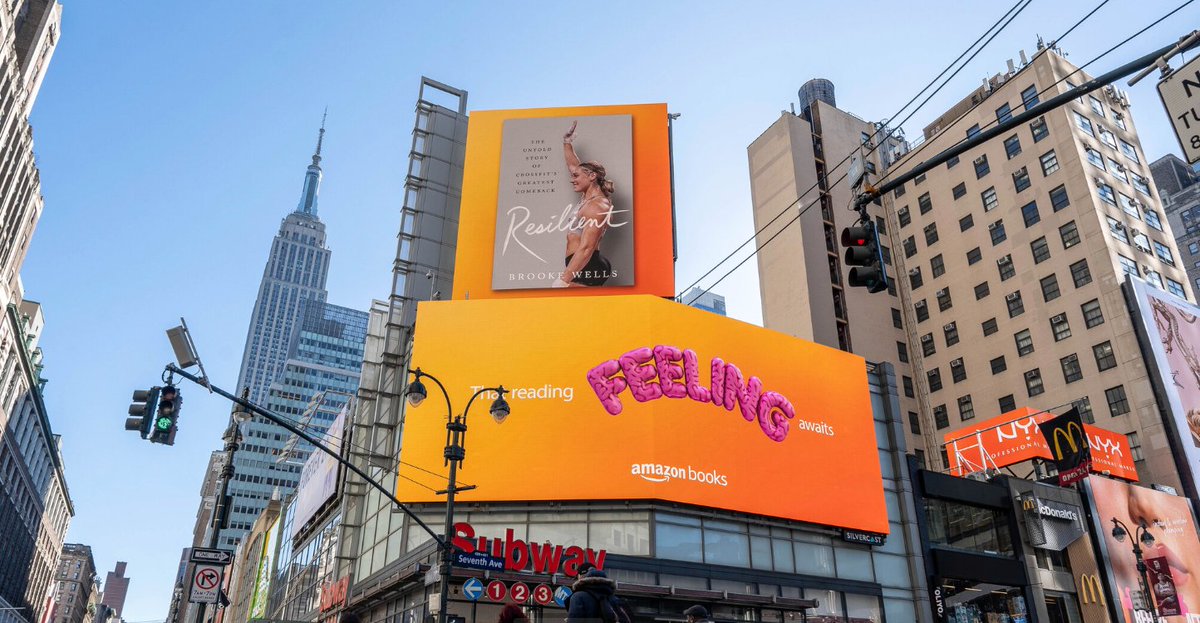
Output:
407 367 508 623
1111 517 1158 620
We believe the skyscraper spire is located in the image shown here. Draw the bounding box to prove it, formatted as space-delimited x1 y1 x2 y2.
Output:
296 110 326 217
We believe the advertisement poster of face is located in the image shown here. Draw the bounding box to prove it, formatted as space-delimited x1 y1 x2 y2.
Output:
492 115 634 290
1129 278 1200 499
1086 476 1200 622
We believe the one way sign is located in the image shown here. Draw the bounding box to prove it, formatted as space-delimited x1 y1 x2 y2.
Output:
189 547 234 565
1159 54 1200 164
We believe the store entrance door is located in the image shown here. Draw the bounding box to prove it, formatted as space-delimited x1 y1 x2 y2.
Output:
1044 591 1081 623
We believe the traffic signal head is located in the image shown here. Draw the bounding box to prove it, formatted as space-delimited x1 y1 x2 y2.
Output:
150 385 181 445
841 222 889 294
126 387 161 439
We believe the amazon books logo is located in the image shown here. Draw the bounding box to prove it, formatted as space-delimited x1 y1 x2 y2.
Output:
631 463 728 486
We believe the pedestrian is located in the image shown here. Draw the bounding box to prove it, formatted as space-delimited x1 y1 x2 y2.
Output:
684 605 711 623
339 612 362 623
566 568 632 623
498 604 527 623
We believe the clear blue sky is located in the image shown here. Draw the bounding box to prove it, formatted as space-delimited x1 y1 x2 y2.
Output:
18 1 1198 620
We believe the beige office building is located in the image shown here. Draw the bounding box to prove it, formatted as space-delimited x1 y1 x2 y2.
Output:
749 48 1190 491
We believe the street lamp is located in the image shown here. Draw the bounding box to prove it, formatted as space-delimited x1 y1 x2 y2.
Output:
1111 517 1159 620
407 367 507 623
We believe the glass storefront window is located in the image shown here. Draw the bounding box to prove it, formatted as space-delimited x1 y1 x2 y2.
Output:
772 538 795 573
750 535 773 570
924 498 1014 556
588 520 650 555
529 522 586 547
846 593 883 623
805 588 844 619
704 525 750 567
941 579 1028 623
793 541 835 575
656 521 703 562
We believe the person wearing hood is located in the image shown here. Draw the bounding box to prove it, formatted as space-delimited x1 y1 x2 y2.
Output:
566 568 630 623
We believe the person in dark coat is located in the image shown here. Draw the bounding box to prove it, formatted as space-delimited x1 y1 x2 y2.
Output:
684 605 711 623
566 568 627 623
497 604 528 623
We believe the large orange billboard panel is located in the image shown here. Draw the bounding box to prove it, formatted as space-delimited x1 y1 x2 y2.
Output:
397 295 887 534
944 407 1138 482
452 104 674 300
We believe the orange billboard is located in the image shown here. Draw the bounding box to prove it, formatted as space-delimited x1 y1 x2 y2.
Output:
451 104 674 300
396 295 887 534
944 407 1138 482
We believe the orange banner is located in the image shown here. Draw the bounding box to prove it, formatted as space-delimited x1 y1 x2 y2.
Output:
452 104 674 300
397 295 888 534
944 407 1138 481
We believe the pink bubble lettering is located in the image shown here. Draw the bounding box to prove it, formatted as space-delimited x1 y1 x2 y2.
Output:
619 347 663 403
757 391 795 442
653 345 687 399
586 359 627 415
682 349 711 403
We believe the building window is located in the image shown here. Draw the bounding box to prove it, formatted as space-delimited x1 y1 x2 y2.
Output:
1039 150 1059 176
1089 95 1105 117
1031 116 1049 142
1146 209 1164 232
953 182 967 199
997 103 1013 124
1015 329 1034 356
1062 354 1083 383
1006 291 1025 317
959 394 975 420
1106 385 1130 416
1120 139 1140 163
982 186 999 211
1031 236 1051 263
967 124 981 139
1118 254 1139 278
1041 274 1061 302
948 155 960 168
1100 128 1118 148
999 394 1017 413
937 287 953 311
998 254 1015 281
919 192 933 215
875 216 887 235
991 220 1007 245
1094 341 1117 371
1098 182 1117 205
1022 85 1040 109
1120 193 1141 219
1070 259 1092 287
945 357 965 383
908 411 921 435
1025 369 1045 397
1155 241 1175 266
922 333 936 356
934 404 949 429
975 281 991 300
1109 157 1129 183
1082 299 1105 328
932 254 946 277
1073 111 1095 136
1005 134 1022 159
960 214 975 231
1129 431 1144 461
904 236 917 258
1168 278 1187 299
1053 312 1073 341
1114 112 1128 130
983 317 998 336
975 155 990 178
1191 242 1200 255
1076 397 1095 424
928 368 943 392
1108 217 1130 243
967 247 982 265
1050 185 1070 212
897 341 909 363
1060 219 1080 248
945 321 960 346
1133 174 1152 197
1086 147 1106 170
925 222 939 245
991 356 1008 374
911 267 925 290
1014 167 1032 193
892 307 903 329
916 299 929 321
903 376 915 398
898 206 911 227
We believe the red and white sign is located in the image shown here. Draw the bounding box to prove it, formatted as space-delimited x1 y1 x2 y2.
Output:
486 580 508 602
533 584 554 606
188 564 222 604
451 522 606 577
510 583 530 604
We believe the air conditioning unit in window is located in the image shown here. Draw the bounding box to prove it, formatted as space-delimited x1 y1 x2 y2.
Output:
944 323 956 331
1051 313 1066 323
997 255 1012 264
915 300 927 308
920 335 933 344
909 268 921 276
989 222 1001 230
1005 292 1021 301
936 288 948 297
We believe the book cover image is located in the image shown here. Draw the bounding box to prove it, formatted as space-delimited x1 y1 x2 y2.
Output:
491 114 634 290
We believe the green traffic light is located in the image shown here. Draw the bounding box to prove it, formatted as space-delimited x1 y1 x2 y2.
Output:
156 417 171 431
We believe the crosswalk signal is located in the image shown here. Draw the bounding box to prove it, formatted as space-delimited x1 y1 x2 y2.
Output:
149 385 181 445
126 387 161 439
842 222 888 293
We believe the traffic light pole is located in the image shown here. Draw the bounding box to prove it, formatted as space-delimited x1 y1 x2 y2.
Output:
854 32 1200 212
197 397 242 623
164 364 447 548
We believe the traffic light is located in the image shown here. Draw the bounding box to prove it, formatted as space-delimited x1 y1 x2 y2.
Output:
150 384 182 445
126 387 161 439
841 221 889 293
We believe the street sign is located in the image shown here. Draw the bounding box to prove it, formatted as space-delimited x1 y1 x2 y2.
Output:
533 584 554 606
486 580 507 602
188 564 222 604
1158 55 1200 164
189 547 235 565
553 586 573 608
463 578 484 602
509 582 530 604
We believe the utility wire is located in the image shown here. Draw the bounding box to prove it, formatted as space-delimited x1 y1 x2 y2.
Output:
677 0 1034 305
